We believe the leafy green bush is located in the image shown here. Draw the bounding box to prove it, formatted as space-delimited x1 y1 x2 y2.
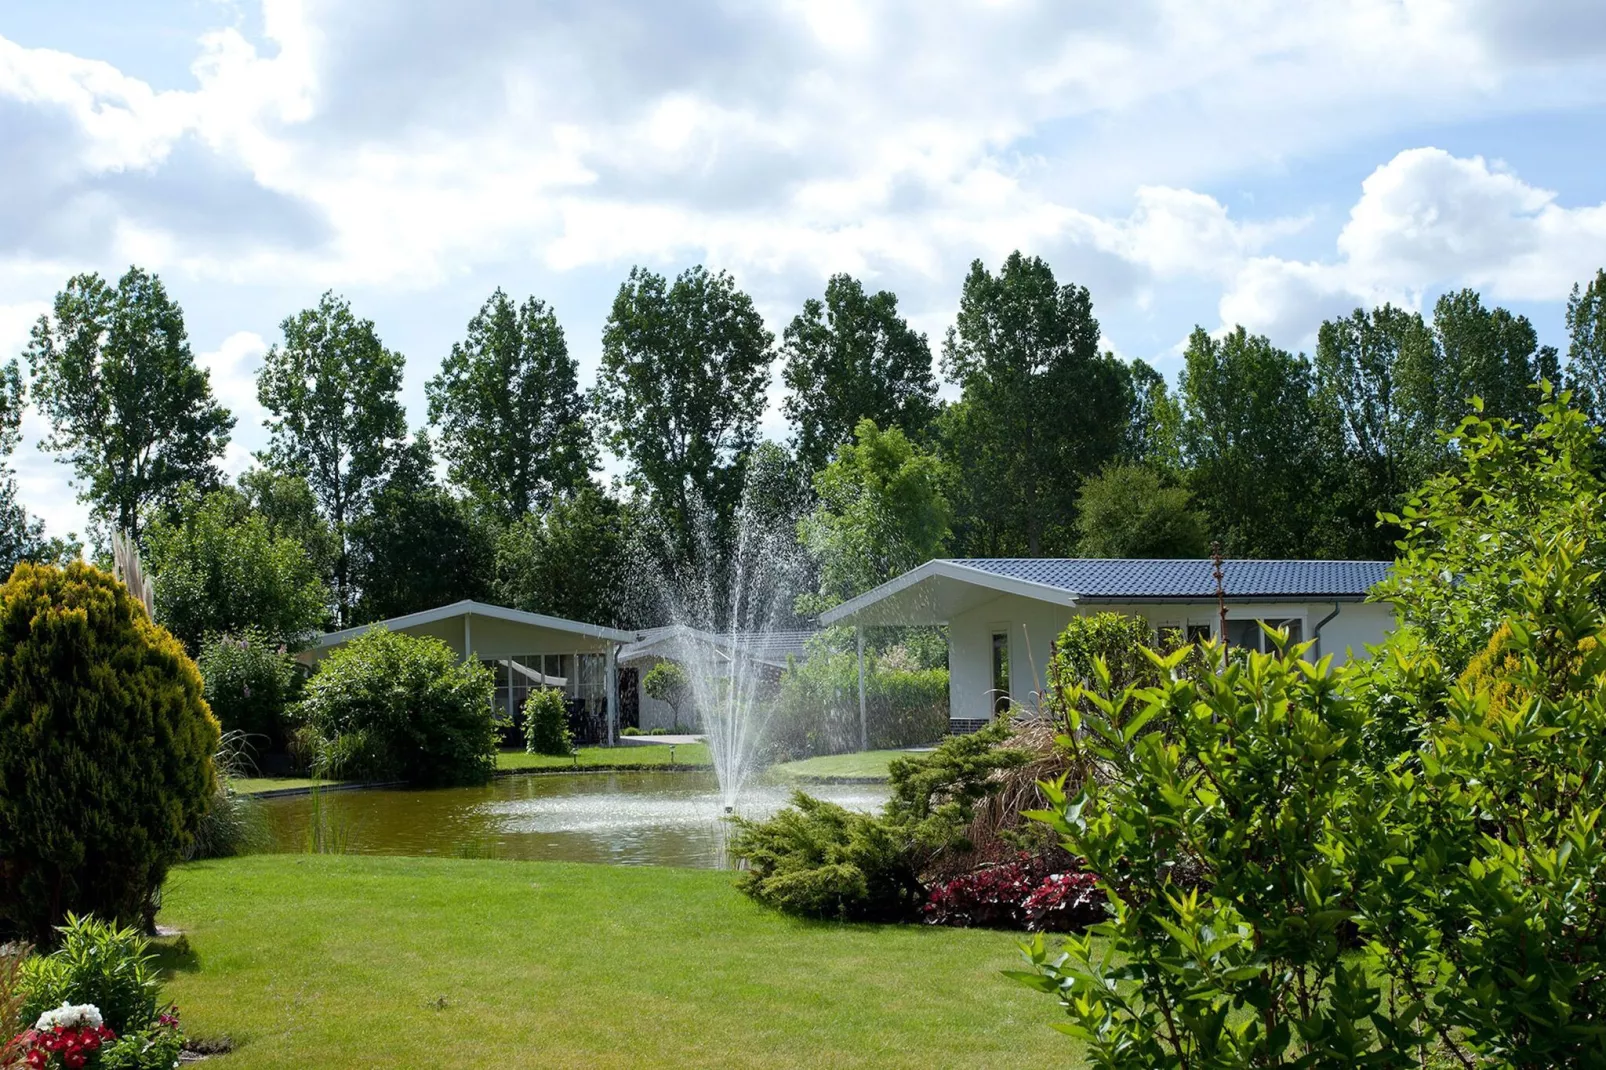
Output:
641 661 690 725
294 628 500 786
0 562 220 943
197 628 300 748
764 641 948 759
522 687 573 756
1017 392 1606 1066
731 722 1025 921
19 915 160 1035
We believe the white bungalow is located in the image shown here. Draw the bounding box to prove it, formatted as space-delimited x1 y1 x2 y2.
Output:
819 558 1396 732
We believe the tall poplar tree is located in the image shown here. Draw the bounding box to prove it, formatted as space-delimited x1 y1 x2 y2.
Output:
26 267 233 541
1565 268 1606 425
257 292 407 626
427 289 594 519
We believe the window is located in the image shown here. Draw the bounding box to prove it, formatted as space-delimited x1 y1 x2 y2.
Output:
1186 624 1212 644
991 631 1010 717
1224 617 1303 652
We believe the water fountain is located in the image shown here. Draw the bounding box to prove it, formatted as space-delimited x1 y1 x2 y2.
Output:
636 464 812 812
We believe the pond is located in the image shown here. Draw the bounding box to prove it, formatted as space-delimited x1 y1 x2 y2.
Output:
260 771 889 869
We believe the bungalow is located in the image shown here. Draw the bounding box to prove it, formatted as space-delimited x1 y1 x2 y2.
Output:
819 558 1395 733
617 625 816 731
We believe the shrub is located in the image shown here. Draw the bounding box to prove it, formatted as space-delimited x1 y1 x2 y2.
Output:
0 562 219 944
923 854 1102 932
729 793 922 922
522 687 573 756
196 629 300 748
18 917 160 1037
764 641 948 759
294 628 500 786
1043 613 1201 735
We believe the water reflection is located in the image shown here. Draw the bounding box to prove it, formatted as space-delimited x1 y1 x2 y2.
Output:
260 771 889 869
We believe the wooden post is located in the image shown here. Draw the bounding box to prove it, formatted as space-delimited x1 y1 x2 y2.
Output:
856 626 868 753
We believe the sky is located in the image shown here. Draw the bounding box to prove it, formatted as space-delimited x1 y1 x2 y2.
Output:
2 0 1606 542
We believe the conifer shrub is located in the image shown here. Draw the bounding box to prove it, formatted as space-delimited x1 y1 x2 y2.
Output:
522 687 573 756
0 562 219 944
294 628 500 786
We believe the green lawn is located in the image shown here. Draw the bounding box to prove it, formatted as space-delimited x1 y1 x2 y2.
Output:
496 744 712 771
770 749 913 781
156 855 1079 1069
231 777 342 795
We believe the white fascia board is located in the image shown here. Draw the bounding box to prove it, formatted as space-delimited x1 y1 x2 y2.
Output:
309 600 638 648
819 559 1080 626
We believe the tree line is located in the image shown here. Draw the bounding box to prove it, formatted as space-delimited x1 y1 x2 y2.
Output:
5 255 1606 647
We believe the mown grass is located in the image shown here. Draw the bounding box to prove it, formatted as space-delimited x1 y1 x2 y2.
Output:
496 744 712 771
156 855 1080 1069
769 749 913 781
231 777 342 795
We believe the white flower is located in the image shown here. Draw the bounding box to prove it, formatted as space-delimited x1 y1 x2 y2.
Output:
34 1002 103 1031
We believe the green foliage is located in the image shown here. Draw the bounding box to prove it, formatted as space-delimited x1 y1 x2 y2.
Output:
19 915 161 1034
730 792 923 922
294 628 501 786
521 687 573 757
196 629 300 746
145 485 330 652
641 661 690 724
0 562 219 944
781 273 937 471
24 267 234 541
0 359 71 578
765 642 948 758
1566 268 1606 424
940 251 1132 556
257 291 407 626
491 484 635 628
884 720 1026 859
593 265 773 564
1376 386 1606 672
1042 613 1201 735
1431 287 1559 428
1072 464 1208 559
348 432 495 623
427 288 595 518
1124 358 1184 472
798 419 949 613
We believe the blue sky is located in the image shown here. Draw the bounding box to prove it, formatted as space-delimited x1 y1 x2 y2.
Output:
2 0 1605 541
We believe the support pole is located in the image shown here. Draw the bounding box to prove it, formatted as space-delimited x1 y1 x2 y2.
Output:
463 613 473 662
856 626 868 753
606 643 619 747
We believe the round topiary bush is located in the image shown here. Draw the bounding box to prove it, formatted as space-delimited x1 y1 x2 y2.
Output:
0 562 220 944
197 628 300 749
295 627 499 786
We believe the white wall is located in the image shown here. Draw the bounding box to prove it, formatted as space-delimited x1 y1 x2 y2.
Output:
946 596 1398 722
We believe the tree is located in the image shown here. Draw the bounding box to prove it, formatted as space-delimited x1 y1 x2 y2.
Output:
1314 304 1446 558
257 292 407 626
0 357 73 576
1431 288 1558 427
491 484 635 628
237 466 339 588
642 660 690 728
1124 358 1183 471
1179 326 1331 558
593 265 774 563
781 274 937 471
1073 464 1208 558
799 419 950 611
144 485 330 653
427 289 594 519
941 252 1132 556
25 267 234 541
348 433 495 624
1565 268 1606 424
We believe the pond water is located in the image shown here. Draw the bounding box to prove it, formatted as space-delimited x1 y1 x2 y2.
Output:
260 771 889 869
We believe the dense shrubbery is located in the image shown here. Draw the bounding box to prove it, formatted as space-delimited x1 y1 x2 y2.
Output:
197 629 300 748
1017 392 1606 1066
522 687 573 756
0 563 219 944
763 640 948 759
730 721 1024 922
294 628 501 786
12 915 185 1069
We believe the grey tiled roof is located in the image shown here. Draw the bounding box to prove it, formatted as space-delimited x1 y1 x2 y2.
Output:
951 558 1390 601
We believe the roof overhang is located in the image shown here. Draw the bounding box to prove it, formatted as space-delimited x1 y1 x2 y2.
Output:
819 560 1080 627
617 624 795 670
307 600 638 652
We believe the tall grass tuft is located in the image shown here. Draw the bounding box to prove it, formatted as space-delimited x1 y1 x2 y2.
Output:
303 789 353 855
188 730 270 860
0 942 32 1069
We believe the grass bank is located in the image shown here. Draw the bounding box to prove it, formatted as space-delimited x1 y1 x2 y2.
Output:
156 855 1079 1069
232 777 342 795
769 749 912 782
496 744 712 771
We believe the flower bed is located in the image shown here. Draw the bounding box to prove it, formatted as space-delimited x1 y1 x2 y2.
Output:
922 855 1103 932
